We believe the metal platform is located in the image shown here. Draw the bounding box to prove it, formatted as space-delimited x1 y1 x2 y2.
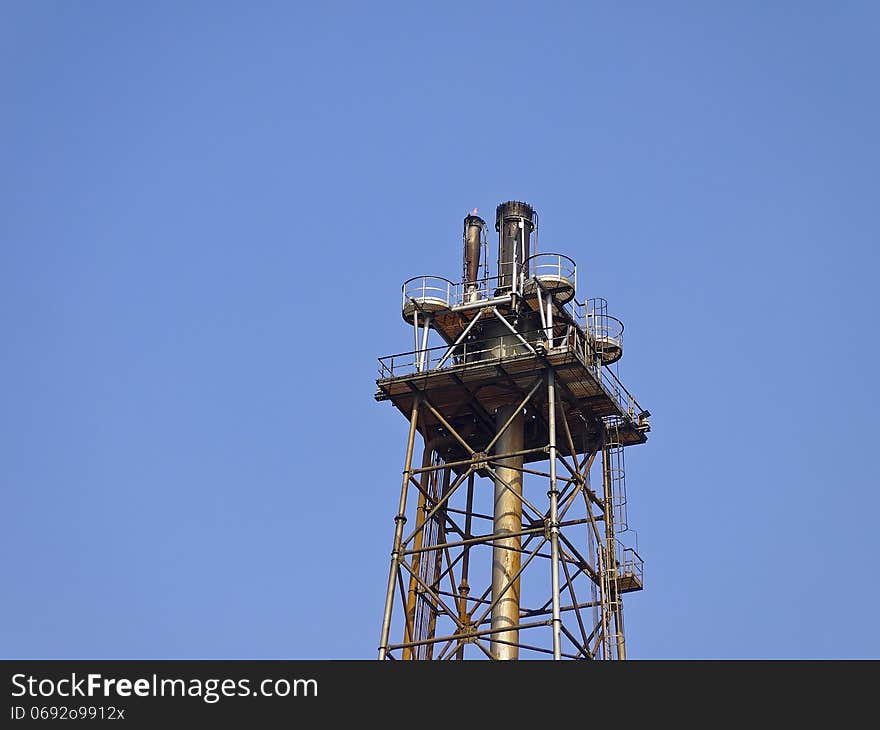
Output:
616 546 645 593
617 574 643 593
376 338 648 468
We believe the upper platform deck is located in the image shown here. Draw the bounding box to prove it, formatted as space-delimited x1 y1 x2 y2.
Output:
376 322 650 464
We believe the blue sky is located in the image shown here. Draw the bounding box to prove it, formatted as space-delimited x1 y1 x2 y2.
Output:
2 2 878 659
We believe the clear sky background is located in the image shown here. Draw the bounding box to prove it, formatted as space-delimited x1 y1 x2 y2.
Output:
2 2 879 659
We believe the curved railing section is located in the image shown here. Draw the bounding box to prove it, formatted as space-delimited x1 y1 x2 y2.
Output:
522 252 576 290
402 252 579 314
402 276 455 315
584 298 623 365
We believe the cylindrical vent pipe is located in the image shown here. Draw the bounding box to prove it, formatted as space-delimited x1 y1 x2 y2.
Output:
495 201 536 292
491 403 524 659
463 214 485 287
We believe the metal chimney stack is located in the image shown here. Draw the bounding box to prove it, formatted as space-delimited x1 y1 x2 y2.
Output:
463 212 485 302
495 200 536 292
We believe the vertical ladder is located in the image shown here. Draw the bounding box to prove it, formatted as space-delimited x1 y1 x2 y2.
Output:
606 420 628 534
600 418 628 659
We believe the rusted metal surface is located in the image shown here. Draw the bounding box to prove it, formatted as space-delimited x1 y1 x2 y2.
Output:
463 214 484 286
495 201 536 291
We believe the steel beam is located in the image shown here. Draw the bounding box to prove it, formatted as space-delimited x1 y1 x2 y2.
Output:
378 396 421 660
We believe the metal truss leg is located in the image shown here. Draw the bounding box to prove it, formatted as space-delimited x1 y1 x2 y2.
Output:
378 397 420 660
547 369 562 659
403 443 434 660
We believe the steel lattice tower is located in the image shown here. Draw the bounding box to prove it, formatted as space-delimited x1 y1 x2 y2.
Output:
375 202 651 660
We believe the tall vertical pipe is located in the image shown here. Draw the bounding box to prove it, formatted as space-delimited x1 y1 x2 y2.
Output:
491 403 524 660
463 214 484 299
614 602 626 660
495 201 536 292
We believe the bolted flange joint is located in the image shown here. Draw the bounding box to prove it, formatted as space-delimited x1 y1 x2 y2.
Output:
460 620 477 645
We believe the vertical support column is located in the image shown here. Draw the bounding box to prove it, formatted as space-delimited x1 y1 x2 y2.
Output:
402 443 434 660
614 602 626 660
424 464 450 658
456 472 475 660
547 370 562 659
600 440 613 659
412 310 421 370
419 313 432 371
491 403 524 660
378 396 421 660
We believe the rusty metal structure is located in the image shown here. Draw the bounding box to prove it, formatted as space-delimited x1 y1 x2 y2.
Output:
375 202 651 660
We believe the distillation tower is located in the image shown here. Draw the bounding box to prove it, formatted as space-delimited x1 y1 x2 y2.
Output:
375 201 651 660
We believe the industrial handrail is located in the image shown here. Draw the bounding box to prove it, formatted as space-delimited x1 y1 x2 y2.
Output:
455 273 515 302
616 544 644 585
403 253 579 313
588 313 623 343
402 272 536 311
568 331 644 423
521 252 577 291
378 325 646 424
570 299 624 337
378 327 546 379
597 367 645 423
402 276 455 311
567 298 625 362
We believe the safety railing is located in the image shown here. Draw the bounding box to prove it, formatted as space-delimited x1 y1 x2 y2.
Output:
402 276 456 312
616 541 644 588
402 274 513 312
378 324 647 427
521 252 577 291
459 273 515 303
585 298 623 347
378 327 548 379
597 369 644 424
568 335 644 424
403 254 578 313
589 313 624 348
